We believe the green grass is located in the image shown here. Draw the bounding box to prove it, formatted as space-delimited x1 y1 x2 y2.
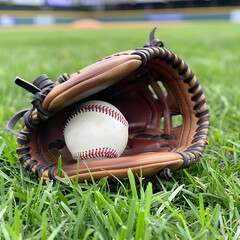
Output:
0 21 240 239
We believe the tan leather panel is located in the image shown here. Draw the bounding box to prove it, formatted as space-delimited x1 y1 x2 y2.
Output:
42 55 141 111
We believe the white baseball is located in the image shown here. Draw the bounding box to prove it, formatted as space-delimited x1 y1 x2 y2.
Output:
63 100 129 161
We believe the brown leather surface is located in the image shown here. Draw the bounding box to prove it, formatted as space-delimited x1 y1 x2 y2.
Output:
42 54 141 112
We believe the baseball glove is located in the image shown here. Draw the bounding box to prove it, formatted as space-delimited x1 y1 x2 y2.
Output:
7 28 209 182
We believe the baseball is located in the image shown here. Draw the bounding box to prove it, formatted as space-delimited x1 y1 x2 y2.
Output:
63 100 129 161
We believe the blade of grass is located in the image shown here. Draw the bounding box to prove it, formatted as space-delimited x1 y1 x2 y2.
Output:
48 219 67 240
157 184 184 214
135 209 145 240
126 199 137 240
41 212 47 240
118 226 127 240
13 208 20 238
82 227 94 240
199 193 205 227
4 224 20 240
128 170 138 201
0 206 7 221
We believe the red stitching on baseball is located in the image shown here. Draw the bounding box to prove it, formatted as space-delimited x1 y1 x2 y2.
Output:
64 103 128 132
72 147 119 160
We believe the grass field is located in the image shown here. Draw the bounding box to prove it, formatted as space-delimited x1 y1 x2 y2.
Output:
0 21 240 239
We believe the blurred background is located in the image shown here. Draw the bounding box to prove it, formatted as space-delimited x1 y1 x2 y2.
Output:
0 0 240 27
